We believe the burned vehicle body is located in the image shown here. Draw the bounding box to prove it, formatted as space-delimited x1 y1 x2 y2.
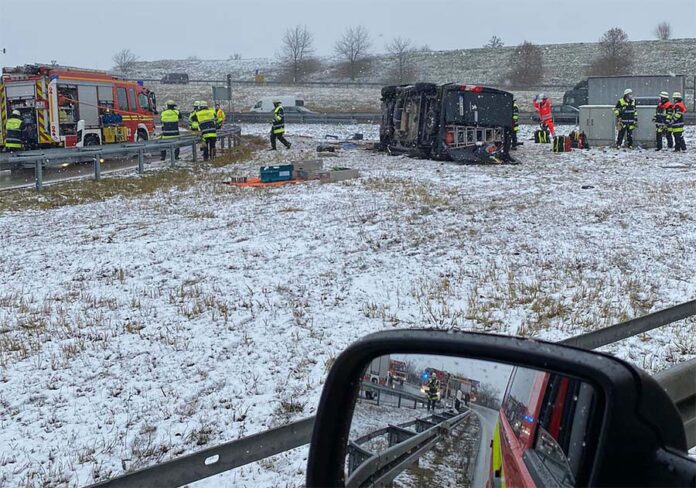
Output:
380 83 514 163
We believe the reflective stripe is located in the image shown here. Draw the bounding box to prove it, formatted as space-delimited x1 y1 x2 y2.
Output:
195 108 217 137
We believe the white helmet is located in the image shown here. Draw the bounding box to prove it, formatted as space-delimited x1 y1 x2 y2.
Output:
660 91 669 99
539 93 546 100
198 101 208 108
673 92 682 100
624 88 633 96
11 109 21 116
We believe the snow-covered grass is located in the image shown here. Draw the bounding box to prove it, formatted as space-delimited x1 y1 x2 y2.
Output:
1 125 696 486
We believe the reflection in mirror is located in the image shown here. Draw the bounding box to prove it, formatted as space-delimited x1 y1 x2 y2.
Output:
346 354 596 488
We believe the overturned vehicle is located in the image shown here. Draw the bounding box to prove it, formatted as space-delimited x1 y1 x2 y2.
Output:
379 83 515 163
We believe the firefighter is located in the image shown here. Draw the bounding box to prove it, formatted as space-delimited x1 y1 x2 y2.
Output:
671 92 687 152
511 100 520 149
426 373 439 412
613 88 637 148
654 91 673 151
189 101 201 133
191 101 218 160
533 93 555 137
4 110 24 152
270 100 291 150
159 100 181 161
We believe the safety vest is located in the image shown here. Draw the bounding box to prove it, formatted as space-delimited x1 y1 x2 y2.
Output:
613 97 636 123
189 111 199 132
5 116 23 149
195 108 217 139
512 103 519 132
671 101 686 133
160 109 180 139
216 108 226 126
655 100 672 130
533 99 552 121
427 378 439 399
272 105 285 134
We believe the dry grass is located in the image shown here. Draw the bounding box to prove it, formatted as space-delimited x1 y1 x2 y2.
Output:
0 135 266 214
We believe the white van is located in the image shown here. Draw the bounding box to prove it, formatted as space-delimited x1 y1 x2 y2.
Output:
249 96 311 113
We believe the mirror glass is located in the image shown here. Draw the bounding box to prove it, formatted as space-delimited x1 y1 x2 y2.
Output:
346 354 597 488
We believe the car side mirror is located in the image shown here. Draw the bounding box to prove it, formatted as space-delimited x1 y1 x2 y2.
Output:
306 330 695 487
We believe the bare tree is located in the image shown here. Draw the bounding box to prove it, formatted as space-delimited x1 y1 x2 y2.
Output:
484 35 504 49
279 25 316 83
506 41 543 86
334 26 371 81
654 21 672 40
588 27 633 76
229 53 243 60
112 49 138 75
386 36 416 83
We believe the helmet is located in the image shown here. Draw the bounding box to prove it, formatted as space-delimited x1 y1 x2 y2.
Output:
166 99 176 107
272 99 281 105
192 100 201 109
673 92 682 100
660 91 669 99
199 101 208 108
538 93 546 100
11 109 21 116
624 88 633 96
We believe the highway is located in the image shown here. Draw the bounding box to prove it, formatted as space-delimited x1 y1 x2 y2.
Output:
470 404 499 488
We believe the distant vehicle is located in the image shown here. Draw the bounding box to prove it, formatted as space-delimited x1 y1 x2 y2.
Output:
249 96 308 113
160 73 189 84
562 75 685 109
379 83 514 163
1 64 156 150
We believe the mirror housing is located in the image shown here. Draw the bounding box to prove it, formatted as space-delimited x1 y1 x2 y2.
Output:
306 330 689 487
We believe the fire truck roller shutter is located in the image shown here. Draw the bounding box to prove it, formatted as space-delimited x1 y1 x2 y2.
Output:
77 85 99 128
97 85 114 108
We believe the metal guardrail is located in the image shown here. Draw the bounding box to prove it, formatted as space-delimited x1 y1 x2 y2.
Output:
89 417 315 488
0 126 241 191
360 381 428 409
346 410 471 487
85 300 696 488
655 358 696 447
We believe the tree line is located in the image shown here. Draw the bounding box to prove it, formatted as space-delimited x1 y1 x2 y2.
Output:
112 21 675 87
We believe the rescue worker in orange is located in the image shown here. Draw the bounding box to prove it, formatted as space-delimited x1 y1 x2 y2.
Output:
533 93 555 137
654 91 673 151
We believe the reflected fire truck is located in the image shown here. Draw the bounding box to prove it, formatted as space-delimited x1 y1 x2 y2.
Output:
0 64 157 151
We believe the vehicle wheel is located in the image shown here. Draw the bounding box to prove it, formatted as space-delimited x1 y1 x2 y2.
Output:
136 130 148 142
84 135 100 146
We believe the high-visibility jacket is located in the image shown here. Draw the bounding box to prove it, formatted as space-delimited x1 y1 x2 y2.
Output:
193 108 217 139
272 105 285 134
671 101 686 133
216 108 226 126
427 378 439 400
5 116 24 149
189 111 199 132
160 109 180 139
654 100 672 130
613 97 636 126
512 103 519 132
533 99 552 122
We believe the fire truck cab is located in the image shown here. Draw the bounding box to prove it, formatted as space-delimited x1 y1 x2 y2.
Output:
0 64 157 151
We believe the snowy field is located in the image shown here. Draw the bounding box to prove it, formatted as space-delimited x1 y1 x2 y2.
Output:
1 125 696 486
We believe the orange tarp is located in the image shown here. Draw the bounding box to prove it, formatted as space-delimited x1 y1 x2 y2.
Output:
223 177 304 188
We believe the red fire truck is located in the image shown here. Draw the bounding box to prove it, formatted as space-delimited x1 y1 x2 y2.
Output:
0 64 157 150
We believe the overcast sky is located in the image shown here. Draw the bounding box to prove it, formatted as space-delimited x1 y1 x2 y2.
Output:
2 0 695 70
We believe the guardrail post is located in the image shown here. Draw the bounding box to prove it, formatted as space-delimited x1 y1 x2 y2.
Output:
94 155 101 181
398 395 402 408
35 160 43 191
138 149 144 173
170 145 176 167
191 141 197 163
227 135 232 150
